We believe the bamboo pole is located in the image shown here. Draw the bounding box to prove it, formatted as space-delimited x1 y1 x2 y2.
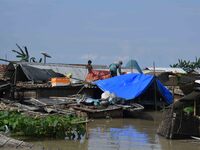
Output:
153 62 157 111
194 99 196 116
85 117 89 139
71 118 89 139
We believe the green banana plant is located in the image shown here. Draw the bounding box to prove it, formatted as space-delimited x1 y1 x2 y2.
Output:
12 44 29 62
170 57 200 72
12 44 43 63
30 57 43 63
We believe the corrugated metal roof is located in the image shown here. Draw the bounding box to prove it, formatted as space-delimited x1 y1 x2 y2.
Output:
15 62 140 79
8 62 141 83
15 62 88 81
194 69 200 74
14 62 112 80
121 68 140 74
145 67 186 74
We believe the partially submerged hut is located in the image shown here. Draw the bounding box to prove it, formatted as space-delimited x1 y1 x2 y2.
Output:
5 62 89 83
94 73 173 109
4 62 105 99
144 67 200 99
3 62 145 100
157 89 200 139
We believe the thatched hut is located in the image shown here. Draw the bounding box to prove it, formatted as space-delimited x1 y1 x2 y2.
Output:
157 89 200 139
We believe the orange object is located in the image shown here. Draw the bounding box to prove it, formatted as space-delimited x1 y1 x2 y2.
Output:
85 70 111 82
51 77 70 87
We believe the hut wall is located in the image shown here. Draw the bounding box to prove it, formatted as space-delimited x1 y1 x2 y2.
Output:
171 114 199 138
15 86 102 99
157 108 173 138
0 64 7 79
157 108 200 139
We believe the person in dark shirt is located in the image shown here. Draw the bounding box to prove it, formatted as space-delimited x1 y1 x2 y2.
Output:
109 61 123 77
86 60 93 73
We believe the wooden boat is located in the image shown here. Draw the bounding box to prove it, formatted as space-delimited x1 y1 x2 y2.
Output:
121 103 153 119
71 102 145 119
72 105 123 119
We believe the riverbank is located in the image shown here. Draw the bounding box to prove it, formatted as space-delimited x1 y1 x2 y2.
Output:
0 101 87 149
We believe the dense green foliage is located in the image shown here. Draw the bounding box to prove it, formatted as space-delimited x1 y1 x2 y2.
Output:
12 43 42 63
0 111 86 139
170 57 200 72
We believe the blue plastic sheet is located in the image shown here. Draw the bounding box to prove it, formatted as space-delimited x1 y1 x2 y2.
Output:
94 73 173 104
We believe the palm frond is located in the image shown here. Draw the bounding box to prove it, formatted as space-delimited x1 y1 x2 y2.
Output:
39 58 42 63
12 50 22 55
24 46 29 57
16 43 25 55
16 55 22 58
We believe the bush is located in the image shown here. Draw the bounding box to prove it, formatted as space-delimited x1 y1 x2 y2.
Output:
0 111 86 139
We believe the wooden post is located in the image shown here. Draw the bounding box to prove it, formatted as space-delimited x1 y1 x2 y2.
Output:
172 76 175 100
85 117 89 139
43 55 46 64
14 64 17 86
154 79 157 111
131 59 133 73
153 62 157 111
194 99 196 116
12 64 18 100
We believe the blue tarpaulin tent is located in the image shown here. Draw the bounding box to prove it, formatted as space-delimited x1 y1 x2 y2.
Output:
94 73 173 104
125 59 143 74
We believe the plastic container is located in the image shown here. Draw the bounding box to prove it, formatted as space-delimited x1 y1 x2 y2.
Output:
51 77 70 87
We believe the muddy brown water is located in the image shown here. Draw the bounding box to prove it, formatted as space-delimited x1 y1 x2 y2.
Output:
5 111 200 150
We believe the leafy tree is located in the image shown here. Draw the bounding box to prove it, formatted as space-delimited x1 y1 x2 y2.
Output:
12 44 29 62
170 57 200 72
12 44 42 63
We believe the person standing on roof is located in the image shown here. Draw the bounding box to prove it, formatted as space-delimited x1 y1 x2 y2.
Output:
86 60 93 73
109 60 123 77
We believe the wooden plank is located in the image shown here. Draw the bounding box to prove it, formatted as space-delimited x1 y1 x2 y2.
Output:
0 134 33 148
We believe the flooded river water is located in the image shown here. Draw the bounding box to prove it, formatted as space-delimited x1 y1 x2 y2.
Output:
28 112 199 150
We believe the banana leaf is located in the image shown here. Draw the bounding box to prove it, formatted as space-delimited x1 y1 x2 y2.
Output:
16 43 25 55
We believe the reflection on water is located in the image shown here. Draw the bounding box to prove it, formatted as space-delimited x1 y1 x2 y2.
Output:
29 112 200 150
87 118 160 150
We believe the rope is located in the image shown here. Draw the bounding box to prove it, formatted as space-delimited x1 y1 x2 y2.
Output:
76 85 85 94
